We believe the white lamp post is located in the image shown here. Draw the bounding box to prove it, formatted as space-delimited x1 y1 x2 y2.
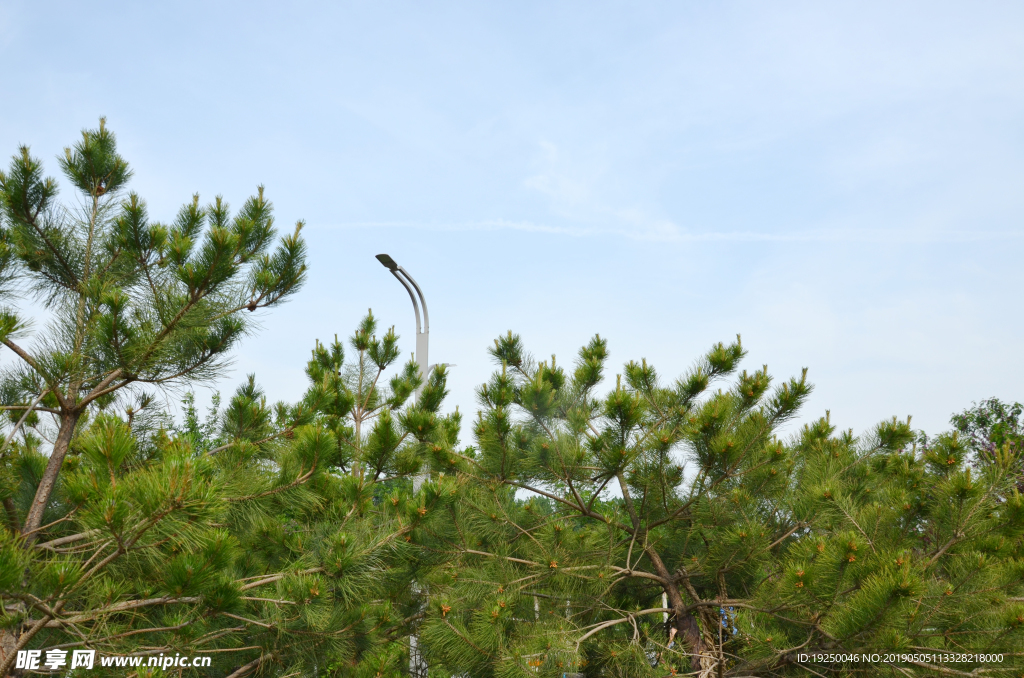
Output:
375 254 433 677
375 254 429 399
376 253 432 677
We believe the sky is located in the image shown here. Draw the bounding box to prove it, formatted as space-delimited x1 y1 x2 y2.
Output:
1 1 1022 442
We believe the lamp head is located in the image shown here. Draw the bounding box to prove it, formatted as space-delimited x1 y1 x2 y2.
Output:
375 253 398 271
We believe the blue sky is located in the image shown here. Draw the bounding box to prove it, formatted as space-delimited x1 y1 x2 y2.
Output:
2 1 1022 439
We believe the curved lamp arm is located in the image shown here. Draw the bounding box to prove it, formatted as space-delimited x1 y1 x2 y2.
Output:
376 254 429 396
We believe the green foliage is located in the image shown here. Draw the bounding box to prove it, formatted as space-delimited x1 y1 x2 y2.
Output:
948 398 1024 497
179 391 222 454
0 313 457 676
950 398 1023 455
415 332 1024 678
0 118 308 545
3 311 1021 677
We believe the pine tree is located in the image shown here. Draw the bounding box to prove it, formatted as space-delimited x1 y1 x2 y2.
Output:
416 332 1024 677
0 118 309 673
0 119 307 544
0 311 460 677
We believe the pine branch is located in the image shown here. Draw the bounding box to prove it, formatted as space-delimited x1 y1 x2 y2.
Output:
765 522 805 551
226 465 316 502
207 427 293 455
78 368 125 407
34 529 102 550
224 655 266 678
45 622 193 649
221 612 276 629
45 598 202 625
0 600 66 676
1 390 50 454
574 607 671 646
238 568 325 592
2 338 40 373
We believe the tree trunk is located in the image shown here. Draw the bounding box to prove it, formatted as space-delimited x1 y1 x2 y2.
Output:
644 547 712 674
674 611 703 657
668 594 716 674
656 575 715 675
22 410 80 541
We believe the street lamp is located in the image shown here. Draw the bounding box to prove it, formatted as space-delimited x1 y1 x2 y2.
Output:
375 254 429 398
376 253 432 678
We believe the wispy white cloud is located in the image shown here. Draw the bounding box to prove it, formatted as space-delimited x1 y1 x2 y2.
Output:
313 219 1023 244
